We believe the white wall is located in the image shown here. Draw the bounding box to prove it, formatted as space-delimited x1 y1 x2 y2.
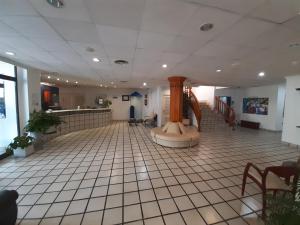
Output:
58 86 148 120
215 84 286 131
192 86 215 108
282 75 300 145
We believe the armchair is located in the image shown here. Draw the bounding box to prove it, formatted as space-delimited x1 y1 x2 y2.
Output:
241 163 299 219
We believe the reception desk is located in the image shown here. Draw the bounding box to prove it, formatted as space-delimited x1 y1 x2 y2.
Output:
45 108 112 140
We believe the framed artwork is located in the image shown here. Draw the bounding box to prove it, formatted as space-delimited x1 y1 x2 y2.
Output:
122 95 129 101
243 97 269 115
0 82 5 119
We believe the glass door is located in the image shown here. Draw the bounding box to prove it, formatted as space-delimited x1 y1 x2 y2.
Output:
0 61 19 156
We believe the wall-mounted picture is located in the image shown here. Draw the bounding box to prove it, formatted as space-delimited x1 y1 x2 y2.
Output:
0 82 5 119
122 95 129 101
243 97 269 115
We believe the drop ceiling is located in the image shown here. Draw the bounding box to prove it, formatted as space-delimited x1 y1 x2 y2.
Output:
0 0 300 88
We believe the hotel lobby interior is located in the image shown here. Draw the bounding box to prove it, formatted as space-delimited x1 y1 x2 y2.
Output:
0 1 300 225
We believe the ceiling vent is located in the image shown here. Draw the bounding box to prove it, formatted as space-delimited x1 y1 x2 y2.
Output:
47 0 64 8
114 60 129 65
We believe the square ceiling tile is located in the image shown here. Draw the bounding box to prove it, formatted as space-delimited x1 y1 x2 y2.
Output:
137 31 175 51
29 0 91 22
141 0 198 35
86 0 145 30
97 25 138 48
1 16 61 39
46 18 100 43
0 0 38 16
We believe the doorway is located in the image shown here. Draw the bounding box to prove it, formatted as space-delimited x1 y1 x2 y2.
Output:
0 61 19 156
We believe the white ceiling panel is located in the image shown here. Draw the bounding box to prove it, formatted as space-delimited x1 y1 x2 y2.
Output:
179 6 241 38
166 36 208 54
283 15 300 32
46 18 100 43
31 38 72 52
104 45 136 59
216 18 276 46
137 31 175 51
185 0 265 15
0 0 38 16
251 0 300 23
0 16 61 39
29 0 91 22
97 26 138 48
141 0 198 35
68 41 107 58
86 0 145 30
0 21 20 37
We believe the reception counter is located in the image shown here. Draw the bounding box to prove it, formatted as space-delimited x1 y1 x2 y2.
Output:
45 108 112 140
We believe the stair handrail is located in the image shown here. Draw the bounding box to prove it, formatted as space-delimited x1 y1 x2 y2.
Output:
184 86 202 131
214 96 236 129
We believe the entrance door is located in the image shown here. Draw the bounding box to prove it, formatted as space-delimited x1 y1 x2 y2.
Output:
0 61 19 156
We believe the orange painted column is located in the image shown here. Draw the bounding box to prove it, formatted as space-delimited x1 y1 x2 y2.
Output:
168 76 186 122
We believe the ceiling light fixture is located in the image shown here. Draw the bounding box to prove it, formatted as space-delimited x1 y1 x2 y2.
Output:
5 51 15 56
46 0 64 8
114 59 129 65
75 81 78 84
143 82 147 86
56 78 60 81
47 76 51 79
66 80 69 83
162 64 167 68
200 23 214 31
93 57 100 62
291 61 299 65
258 72 265 77
216 69 222 73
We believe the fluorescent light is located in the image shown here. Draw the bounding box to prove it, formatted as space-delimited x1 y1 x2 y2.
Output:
93 57 100 62
5 51 15 56
216 69 222 72
143 82 147 86
258 72 265 77
47 76 51 79
162 64 167 68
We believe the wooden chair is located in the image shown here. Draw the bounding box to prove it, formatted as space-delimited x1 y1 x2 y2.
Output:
241 162 299 219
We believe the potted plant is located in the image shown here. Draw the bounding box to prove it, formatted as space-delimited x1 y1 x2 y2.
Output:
25 111 63 149
103 99 112 108
8 136 34 157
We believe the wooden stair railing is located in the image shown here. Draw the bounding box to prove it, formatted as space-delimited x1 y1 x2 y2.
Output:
184 87 202 132
214 96 236 129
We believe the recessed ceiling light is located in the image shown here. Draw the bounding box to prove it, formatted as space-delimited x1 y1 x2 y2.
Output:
56 78 60 81
111 82 114 84
75 81 78 84
200 23 214 31
5 51 15 56
93 57 100 62
143 82 147 86
86 47 95 52
258 72 265 77
47 76 51 79
46 0 64 8
100 84 103 87
162 64 167 68
216 69 222 73
66 80 69 83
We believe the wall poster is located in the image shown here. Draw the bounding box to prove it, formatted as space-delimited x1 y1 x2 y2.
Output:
243 97 269 115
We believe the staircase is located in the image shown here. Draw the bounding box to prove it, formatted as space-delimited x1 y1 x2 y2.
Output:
183 86 236 132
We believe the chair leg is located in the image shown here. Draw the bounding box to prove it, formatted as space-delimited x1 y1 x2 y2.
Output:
262 192 267 220
241 172 248 196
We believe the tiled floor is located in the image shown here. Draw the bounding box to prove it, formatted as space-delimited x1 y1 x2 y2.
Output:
0 122 299 225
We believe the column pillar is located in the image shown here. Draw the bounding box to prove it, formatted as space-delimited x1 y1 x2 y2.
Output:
168 76 186 122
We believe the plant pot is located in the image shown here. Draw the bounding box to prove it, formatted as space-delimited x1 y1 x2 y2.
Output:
13 145 34 157
28 132 44 150
44 126 57 134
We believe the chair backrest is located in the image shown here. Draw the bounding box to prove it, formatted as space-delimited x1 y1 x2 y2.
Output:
264 166 299 189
